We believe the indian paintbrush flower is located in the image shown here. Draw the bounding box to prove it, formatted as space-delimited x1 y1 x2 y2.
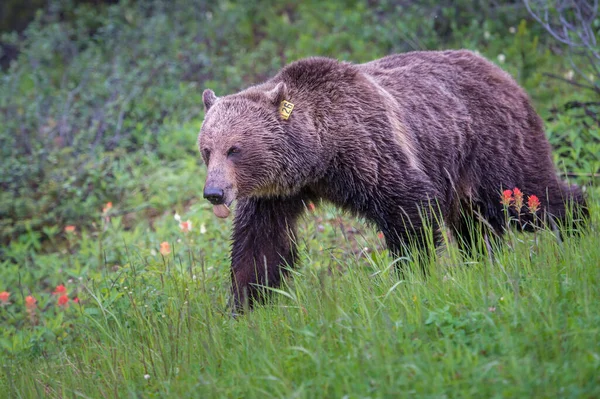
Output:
53 284 67 295
25 296 37 311
501 189 513 207
527 195 541 214
179 220 192 233
513 187 524 210
160 242 171 255
102 202 113 214
58 294 69 307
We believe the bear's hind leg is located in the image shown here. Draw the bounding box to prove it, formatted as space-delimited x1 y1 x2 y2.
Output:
450 201 504 259
375 201 442 276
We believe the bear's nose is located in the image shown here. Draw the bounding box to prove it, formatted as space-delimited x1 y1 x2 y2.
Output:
203 187 224 205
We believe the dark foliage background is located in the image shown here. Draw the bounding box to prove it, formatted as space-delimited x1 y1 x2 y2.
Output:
1 0 598 252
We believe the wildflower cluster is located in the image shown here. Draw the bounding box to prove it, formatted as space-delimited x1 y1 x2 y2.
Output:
0 284 80 317
156 211 209 257
53 284 79 308
500 188 541 215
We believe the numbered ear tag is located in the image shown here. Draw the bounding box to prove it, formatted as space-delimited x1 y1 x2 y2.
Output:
279 100 294 120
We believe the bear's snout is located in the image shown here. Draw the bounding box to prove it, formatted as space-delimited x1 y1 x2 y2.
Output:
203 187 225 205
203 171 236 218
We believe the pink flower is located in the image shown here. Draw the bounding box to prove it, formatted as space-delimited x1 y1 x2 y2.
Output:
64 225 76 233
0 291 9 303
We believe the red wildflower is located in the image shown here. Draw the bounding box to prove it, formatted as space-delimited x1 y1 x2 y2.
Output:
73 297 80 304
527 195 541 214
0 291 9 303
513 187 524 210
53 284 67 295
308 202 316 212
501 189 513 207
25 295 37 311
377 231 384 239
64 225 76 233
57 294 69 307
160 242 171 256
179 220 192 233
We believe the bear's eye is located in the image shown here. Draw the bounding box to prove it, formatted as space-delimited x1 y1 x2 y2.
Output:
203 149 211 163
227 146 240 157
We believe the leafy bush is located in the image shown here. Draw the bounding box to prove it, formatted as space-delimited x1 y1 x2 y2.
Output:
547 105 600 182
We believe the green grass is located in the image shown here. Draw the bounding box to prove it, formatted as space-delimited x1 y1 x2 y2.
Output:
2 1 600 397
1 186 599 398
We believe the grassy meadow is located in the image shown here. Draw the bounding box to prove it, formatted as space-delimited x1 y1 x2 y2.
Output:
2 191 599 398
1 1 600 398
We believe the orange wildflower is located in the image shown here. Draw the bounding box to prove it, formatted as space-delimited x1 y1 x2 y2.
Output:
513 187 524 210
25 295 37 311
57 294 69 307
102 202 113 214
160 242 171 256
179 220 192 233
501 189 513 207
53 284 67 295
0 291 9 303
64 225 76 233
527 195 541 214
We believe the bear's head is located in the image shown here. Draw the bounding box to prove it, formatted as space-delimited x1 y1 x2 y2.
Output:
198 82 297 218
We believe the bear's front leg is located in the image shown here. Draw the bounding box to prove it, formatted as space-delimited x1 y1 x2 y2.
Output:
229 196 305 312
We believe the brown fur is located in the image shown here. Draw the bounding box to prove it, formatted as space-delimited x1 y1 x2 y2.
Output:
198 50 587 311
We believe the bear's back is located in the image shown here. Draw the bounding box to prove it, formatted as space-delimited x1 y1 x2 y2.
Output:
358 50 522 101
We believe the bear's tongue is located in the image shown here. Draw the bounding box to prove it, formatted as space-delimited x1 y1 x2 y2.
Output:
213 204 230 218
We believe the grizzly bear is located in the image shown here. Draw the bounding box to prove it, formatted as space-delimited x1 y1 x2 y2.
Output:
198 50 587 310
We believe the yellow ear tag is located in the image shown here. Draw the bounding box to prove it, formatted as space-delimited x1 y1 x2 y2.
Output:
279 100 294 120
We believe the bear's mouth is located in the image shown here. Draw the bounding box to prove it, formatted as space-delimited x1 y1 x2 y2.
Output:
213 203 231 218
212 196 234 218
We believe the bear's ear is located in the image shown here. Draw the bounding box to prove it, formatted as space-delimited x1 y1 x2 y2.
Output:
265 82 288 105
203 89 218 111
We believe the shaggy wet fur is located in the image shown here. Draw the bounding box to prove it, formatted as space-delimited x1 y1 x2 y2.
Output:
198 50 587 310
